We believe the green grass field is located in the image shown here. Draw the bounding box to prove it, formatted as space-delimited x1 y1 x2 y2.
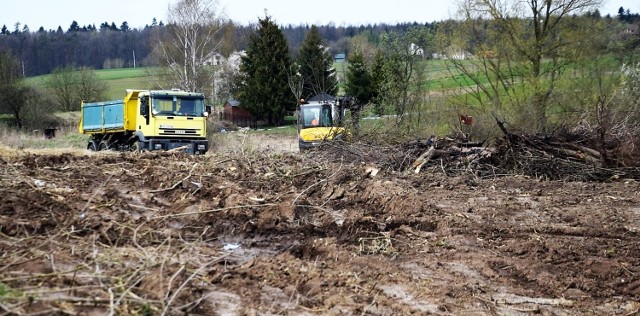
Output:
25 61 470 101
94 67 157 80
101 68 158 98
106 76 155 100
26 67 158 100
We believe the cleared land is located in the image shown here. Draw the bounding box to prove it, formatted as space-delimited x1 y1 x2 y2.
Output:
0 143 639 315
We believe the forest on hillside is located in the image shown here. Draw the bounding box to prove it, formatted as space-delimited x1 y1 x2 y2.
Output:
2 4 637 78
0 18 434 77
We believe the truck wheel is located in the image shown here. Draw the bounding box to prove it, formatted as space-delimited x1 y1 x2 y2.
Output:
130 141 142 152
98 141 111 151
88 141 98 151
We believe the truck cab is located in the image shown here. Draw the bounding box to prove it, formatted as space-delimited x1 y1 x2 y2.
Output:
135 90 209 154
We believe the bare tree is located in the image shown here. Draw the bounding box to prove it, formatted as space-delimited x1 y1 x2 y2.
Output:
46 65 107 111
377 27 432 126
0 51 55 130
288 62 305 105
0 51 29 129
154 0 227 94
450 0 603 132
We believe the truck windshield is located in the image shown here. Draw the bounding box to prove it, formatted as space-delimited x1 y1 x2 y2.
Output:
152 96 205 117
301 105 332 128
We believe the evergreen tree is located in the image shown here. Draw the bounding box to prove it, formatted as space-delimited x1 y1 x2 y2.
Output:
345 50 373 105
298 25 337 99
236 15 292 125
68 21 80 32
619 6 626 21
345 50 373 135
370 50 386 116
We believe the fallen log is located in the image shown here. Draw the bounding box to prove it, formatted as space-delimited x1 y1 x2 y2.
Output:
412 146 435 174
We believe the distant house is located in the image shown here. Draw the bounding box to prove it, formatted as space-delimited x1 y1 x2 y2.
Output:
432 46 472 60
222 99 253 128
334 53 346 63
410 43 424 58
624 23 639 35
204 52 225 66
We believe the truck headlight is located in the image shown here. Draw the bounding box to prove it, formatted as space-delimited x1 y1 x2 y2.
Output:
197 144 206 150
154 143 162 150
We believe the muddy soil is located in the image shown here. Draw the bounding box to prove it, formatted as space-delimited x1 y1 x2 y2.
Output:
0 147 639 315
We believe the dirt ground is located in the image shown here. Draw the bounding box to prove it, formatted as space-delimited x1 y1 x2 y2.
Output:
1 144 639 315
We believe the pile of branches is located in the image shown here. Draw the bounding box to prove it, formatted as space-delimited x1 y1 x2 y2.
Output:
477 124 640 181
312 139 431 171
312 136 486 174
312 125 640 182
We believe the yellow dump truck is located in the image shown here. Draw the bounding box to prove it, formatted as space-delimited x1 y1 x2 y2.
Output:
297 98 347 150
79 89 209 154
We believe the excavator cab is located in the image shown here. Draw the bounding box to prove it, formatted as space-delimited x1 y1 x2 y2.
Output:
297 100 346 150
300 103 332 128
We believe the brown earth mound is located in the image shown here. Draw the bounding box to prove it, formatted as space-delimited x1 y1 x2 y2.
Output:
1 148 639 315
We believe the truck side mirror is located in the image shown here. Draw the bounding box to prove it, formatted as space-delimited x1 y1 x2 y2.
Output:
140 98 149 116
204 105 212 117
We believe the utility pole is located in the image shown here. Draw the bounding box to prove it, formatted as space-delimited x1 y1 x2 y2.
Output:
133 50 136 68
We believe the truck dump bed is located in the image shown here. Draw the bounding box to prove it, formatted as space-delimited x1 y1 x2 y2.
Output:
80 100 126 134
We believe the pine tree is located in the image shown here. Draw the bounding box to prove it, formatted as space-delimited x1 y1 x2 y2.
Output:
345 50 373 105
68 21 80 33
298 25 337 99
345 50 373 135
618 6 627 22
236 15 292 126
370 50 386 116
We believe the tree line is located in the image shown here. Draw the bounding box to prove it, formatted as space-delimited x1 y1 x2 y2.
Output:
0 21 160 76
0 17 437 78
2 5 637 78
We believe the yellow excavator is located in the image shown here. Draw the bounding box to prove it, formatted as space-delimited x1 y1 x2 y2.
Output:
297 97 348 150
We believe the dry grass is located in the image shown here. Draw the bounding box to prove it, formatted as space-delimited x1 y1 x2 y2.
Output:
0 125 86 151
0 144 123 160
210 131 298 154
1 118 298 156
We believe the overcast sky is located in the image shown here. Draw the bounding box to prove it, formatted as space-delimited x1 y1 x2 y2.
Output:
1 0 638 31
